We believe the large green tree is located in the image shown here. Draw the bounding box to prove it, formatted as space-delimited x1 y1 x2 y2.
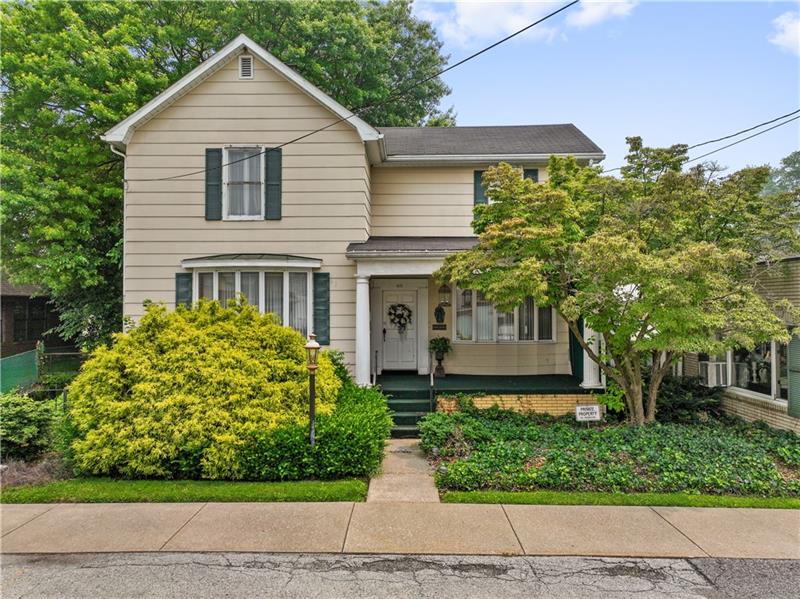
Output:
1 0 450 346
437 139 800 425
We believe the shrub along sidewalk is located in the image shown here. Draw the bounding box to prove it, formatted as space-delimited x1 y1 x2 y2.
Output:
0 478 368 503
419 404 800 501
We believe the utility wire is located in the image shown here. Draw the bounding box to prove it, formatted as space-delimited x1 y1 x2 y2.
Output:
602 108 800 173
131 0 581 183
684 114 800 164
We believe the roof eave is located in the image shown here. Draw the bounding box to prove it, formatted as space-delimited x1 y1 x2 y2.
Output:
346 250 466 260
380 152 606 166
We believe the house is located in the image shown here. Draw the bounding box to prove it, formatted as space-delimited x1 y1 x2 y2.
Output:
1 278 62 358
684 257 800 432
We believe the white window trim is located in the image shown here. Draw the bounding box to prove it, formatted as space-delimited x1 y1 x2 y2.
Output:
452 285 556 344
192 268 313 335
701 341 790 403
222 145 265 221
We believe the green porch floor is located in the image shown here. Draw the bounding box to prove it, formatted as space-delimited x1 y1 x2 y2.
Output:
376 373 588 395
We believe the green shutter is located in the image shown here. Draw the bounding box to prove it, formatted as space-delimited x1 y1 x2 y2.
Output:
175 273 193 307
313 272 330 345
788 334 800 418
524 168 539 182
205 148 222 220
474 170 487 205
265 147 282 220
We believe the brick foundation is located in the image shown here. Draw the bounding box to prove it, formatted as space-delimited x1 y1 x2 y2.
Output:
436 393 600 417
721 392 800 433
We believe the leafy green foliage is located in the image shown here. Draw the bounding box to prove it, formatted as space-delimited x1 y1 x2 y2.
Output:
323 349 352 385
67 301 341 478
0 392 55 460
437 141 799 424
420 407 800 497
0 0 450 347
651 376 722 424
428 336 452 355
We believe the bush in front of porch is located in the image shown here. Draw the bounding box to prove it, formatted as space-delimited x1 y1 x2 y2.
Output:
419 403 800 498
62 301 391 481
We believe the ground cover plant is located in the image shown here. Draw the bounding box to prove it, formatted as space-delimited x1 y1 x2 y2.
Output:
420 404 800 497
63 301 392 481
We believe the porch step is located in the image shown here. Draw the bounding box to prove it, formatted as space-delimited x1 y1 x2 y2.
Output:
391 424 421 439
381 387 431 400
387 398 432 412
392 411 428 427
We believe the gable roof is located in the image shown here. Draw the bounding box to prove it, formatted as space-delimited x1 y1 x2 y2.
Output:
102 34 381 148
379 124 604 163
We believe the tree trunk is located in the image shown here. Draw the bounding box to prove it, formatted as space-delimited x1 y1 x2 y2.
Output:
623 379 646 426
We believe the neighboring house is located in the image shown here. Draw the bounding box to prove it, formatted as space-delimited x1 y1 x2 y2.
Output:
0 279 62 357
101 33 606 408
684 257 800 432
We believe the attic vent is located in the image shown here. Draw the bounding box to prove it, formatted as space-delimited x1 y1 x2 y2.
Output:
239 55 253 79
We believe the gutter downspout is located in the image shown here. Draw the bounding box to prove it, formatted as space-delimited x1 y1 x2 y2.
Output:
108 143 127 329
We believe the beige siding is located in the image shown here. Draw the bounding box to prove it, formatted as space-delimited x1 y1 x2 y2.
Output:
425 278 571 376
370 165 548 236
123 55 370 365
756 259 800 324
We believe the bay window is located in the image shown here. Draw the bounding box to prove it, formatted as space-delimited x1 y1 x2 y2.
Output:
453 286 556 343
193 270 311 335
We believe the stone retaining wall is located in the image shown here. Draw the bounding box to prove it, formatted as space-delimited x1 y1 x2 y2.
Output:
436 393 600 417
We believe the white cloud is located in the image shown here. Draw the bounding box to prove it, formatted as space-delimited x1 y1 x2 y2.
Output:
768 11 800 57
566 1 636 29
414 1 636 47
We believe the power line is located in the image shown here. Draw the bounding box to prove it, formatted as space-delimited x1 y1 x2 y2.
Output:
602 108 800 173
685 114 800 164
130 0 581 183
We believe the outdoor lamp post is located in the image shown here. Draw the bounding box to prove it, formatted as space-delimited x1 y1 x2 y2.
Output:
304 333 320 446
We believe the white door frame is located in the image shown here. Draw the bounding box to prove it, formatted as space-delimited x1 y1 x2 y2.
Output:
370 278 429 376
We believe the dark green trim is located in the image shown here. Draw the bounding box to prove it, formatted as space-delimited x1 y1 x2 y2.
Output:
788 335 800 418
569 317 584 381
523 168 539 182
175 273 193 307
265 147 282 220
204 148 222 221
313 272 330 345
473 170 487 205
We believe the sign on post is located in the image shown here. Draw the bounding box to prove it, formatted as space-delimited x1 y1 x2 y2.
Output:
575 404 601 422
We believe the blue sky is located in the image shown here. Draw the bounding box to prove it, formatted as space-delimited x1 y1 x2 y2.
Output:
413 1 800 172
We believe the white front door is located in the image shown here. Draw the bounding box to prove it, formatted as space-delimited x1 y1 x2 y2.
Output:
382 289 417 370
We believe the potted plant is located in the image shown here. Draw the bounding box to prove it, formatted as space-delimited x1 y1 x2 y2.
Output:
429 336 452 378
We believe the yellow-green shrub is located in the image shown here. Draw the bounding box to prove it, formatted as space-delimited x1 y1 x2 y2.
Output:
68 300 340 478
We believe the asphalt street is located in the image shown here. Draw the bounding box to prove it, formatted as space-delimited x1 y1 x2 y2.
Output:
2 552 799 598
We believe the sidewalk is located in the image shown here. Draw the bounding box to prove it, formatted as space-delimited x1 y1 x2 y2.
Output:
2 502 798 558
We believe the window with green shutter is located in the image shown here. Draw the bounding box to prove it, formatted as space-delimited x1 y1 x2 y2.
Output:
175 273 193 307
788 334 800 417
474 170 487 205
205 149 223 220
313 272 330 345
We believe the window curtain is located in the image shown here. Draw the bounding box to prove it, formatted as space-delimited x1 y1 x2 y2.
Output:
288 272 308 336
240 272 259 307
228 148 261 216
264 272 283 320
218 273 235 306
456 289 473 341
198 273 214 299
475 291 494 341
518 297 535 341
497 310 514 341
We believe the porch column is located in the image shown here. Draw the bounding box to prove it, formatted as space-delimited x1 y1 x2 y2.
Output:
581 326 603 389
355 274 371 386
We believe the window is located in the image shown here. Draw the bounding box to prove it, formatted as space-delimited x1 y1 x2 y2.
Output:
194 271 311 335
11 298 49 342
225 147 262 219
453 286 555 343
702 337 794 401
777 341 789 400
733 343 772 396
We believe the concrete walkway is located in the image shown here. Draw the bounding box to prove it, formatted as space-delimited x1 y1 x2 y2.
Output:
367 439 439 503
1 503 798 558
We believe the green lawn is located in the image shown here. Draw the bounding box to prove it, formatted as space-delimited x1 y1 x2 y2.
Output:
442 490 800 509
0 478 367 503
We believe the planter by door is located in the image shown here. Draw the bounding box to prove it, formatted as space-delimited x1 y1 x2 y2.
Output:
382 290 417 370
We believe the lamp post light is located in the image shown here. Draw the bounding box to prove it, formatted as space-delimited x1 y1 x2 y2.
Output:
438 283 452 307
304 333 320 447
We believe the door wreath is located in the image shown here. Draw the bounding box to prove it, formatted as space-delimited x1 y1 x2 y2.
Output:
388 304 413 333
